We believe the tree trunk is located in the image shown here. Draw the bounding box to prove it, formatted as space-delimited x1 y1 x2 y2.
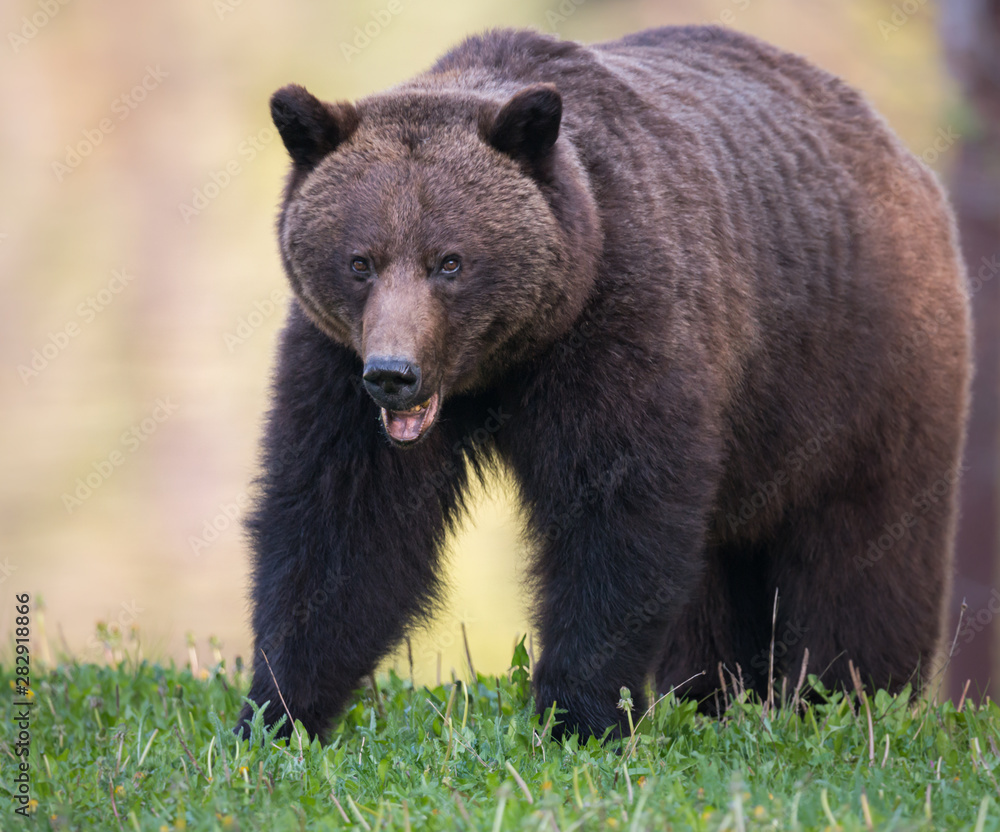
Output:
940 0 1000 701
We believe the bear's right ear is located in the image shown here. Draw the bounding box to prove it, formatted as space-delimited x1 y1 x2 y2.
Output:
270 84 359 170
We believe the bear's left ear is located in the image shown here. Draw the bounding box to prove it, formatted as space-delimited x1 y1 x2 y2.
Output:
270 84 359 171
485 84 562 169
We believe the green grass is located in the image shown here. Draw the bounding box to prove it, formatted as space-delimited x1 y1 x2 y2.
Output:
3 638 1000 831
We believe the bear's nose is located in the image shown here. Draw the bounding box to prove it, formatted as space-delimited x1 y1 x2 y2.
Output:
362 357 422 408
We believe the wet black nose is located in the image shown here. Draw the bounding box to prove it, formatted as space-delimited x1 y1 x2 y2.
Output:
362 357 421 408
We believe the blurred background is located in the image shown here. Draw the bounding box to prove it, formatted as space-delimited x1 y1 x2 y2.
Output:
1 0 997 697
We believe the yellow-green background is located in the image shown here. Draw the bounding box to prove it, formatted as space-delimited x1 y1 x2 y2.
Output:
0 0 959 682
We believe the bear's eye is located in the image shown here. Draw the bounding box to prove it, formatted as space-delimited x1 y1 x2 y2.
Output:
439 255 461 276
350 257 371 275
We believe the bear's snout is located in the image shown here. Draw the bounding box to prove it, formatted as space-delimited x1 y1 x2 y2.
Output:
362 356 422 410
362 356 441 445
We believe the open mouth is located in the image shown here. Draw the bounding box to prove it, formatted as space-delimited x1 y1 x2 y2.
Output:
380 392 440 445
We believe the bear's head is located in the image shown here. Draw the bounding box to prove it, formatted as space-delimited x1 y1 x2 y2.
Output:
269 82 600 446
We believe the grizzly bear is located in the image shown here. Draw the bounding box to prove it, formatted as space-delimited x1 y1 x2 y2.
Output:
236 25 970 741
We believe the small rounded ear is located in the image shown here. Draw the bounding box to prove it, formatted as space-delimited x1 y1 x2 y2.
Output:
269 84 359 170
485 84 562 166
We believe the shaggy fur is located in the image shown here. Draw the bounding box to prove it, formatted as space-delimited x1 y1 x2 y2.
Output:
236 26 971 741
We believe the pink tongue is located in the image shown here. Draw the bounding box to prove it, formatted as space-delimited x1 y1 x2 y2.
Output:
383 409 428 443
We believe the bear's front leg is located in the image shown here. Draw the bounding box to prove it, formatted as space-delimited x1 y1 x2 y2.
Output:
529 494 710 738
503 371 720 740
235 308 471 742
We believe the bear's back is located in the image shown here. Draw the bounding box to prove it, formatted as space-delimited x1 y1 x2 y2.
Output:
426 26 881 146
398 27 964 449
